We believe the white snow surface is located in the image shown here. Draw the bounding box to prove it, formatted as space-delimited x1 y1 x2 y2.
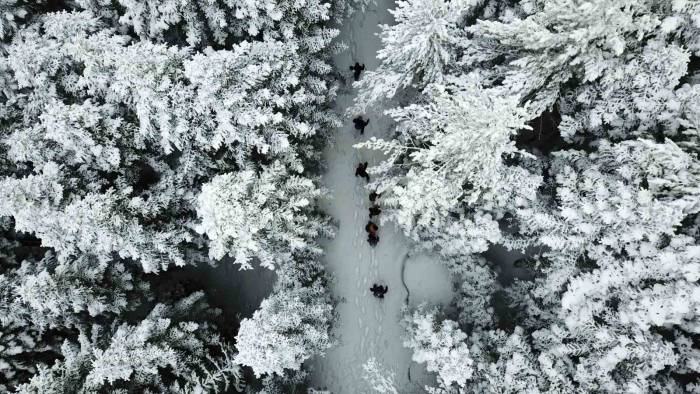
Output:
308 2 454 392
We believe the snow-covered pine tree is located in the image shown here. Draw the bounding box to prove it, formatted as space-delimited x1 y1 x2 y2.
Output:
464 0 700 139
362 358 399 394
461 327 567 394
351 0 514 112
0 0 348 389
15 292 243 393
234 258 334 377
76 0 341 47
357 0 700 391
0 217 143 391
402 305 473 389
444 254 499 329
0 0 48 41
0 10 334 272
507 137 700 391
0 219 245 392
355 75 540 255
0 220 58 392
0 11 198 272
11 252 146 331
234 281 334 377
196 163 332 270
351 0 463 111
0 323 54 393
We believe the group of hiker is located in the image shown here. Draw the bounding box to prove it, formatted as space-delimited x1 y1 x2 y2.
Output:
365 190 381 247
366 202 386 298
350 61 389 300
355 162 382 246
365 216 379 247
356 167 382 248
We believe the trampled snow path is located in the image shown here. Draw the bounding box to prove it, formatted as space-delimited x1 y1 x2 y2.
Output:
307 2 454 392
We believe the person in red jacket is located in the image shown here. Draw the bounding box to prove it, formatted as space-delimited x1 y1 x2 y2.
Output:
366 221 379 246
365 221 378 234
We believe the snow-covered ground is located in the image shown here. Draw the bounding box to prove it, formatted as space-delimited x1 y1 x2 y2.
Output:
308 1 454 392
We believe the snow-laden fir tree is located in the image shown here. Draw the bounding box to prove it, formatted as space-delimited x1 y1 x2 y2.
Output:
464 0 700 138
356 0 700 391
11 253 146 331
234 282 334 377
0 220 58 392
0 217 246 392
351 0 512 112
521 139 700 330
355 75 540 255
0 219 143 390
362 358 399 394
460 327 564 394
234 259 334 377
196 163 331 269
504 137 700 392
0 0 349 390
0 0 46 41
351 0 462 111
15 292 243 393
0 10 334 272
444 254 499 329
402 305 473 389
76 0 345 47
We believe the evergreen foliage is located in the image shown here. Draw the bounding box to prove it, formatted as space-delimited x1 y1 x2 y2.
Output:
360 0 700 391
0 0 352 390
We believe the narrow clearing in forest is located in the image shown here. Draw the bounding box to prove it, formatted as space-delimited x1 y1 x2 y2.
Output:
307 1 453 392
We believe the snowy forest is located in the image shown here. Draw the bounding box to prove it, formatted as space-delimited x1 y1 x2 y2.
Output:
0 0 699 393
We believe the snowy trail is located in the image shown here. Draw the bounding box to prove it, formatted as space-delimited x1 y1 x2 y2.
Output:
308 1 454 392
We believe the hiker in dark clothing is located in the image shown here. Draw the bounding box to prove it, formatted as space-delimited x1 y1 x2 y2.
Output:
350 62 365 81
370 284 383 298
368 232 379 247
370 284 388 298
369 191 380 203
353 116 370 134
366 220 379 247
355 162 370 182
369 205 381 218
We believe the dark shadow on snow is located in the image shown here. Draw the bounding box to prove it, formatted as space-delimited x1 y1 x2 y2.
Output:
516 108 566 154
164 261 277 336
482 244 536 285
